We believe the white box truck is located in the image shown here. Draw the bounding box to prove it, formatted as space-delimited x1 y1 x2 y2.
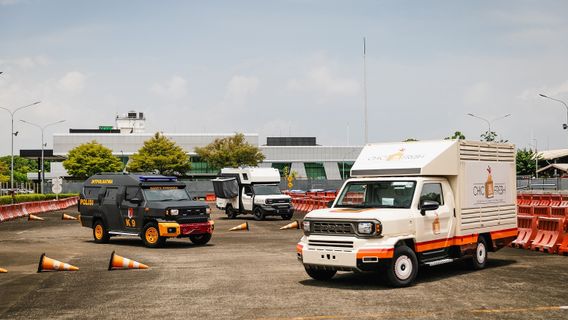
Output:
297 140 517 287
213 167 294 220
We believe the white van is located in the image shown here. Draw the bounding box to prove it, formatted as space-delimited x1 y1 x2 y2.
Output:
297 140 518 287
213 167 294 220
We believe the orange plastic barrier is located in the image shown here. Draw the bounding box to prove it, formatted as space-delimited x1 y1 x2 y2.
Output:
0 197 79 224
533 194 553 216
511 215 538 249
530 216 565 254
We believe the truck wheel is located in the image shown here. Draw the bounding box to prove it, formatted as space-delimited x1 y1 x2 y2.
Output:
281 214 293 220
467 236 488 270
142 222 166 248
253 207 265 221
190 233 212 245
385 245 418 287
226 205 237 219
93 220 110 244
305 266 336 281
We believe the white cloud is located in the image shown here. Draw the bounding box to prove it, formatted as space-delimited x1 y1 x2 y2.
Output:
225 75 259 106
0 55 50 69
151 76 188 100
57 71 86 94
288 65 359 102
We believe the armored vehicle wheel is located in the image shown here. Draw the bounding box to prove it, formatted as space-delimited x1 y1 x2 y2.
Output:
142 222 166 248
466 236 488 270
226 205 237 219
281 214 293 220
385 245 418 287
93 220 110 243
305 266 336 281
190 233 212 245
253 207 265 221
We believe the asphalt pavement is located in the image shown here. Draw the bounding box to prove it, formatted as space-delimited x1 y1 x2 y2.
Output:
0 206 567 320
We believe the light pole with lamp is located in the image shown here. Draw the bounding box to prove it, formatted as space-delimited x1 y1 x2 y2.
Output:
0 101 41 191
539 94 568 132
467 113 511 141
20 119 65 194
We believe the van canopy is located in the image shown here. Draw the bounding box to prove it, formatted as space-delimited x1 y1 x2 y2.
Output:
212 177 239 199
350 140 460 177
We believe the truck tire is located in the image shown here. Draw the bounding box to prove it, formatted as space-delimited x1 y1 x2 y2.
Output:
385 245 418 287
253 207 265 221
142 222 166 248
305 266 336 281
226 205 237 219
93 219 110 244
190 233 212 245
466 236 488 270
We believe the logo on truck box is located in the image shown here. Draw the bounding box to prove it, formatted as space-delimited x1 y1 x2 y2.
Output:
465 162 511 207
368 147 425 162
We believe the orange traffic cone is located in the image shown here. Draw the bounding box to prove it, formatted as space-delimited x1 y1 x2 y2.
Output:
28 214 44 221
0 267 7 273
108 251 149 270
62 213 78 220
37 253 79 272
229 222 249 231
280 220 300 230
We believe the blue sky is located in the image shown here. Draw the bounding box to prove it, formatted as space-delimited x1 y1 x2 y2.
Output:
1 0 568 155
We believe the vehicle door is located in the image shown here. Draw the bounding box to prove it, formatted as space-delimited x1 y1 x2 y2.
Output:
120 186 144 232
241 185 254 211
100 187 122 231
416 181 454 244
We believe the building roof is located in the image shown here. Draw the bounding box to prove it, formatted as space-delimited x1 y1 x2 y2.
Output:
535 149 568 160
536 163 568 173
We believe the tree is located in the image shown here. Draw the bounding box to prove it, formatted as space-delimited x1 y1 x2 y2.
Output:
403 138 418 142
127 133 191 176
63 141 123 179
0 156 38 182
516 148 539 176
0 161 9 183
480 131 508 143
195 133 265 169
445 131 466 140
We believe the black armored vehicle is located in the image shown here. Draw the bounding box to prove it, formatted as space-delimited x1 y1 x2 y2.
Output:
79 173 213 248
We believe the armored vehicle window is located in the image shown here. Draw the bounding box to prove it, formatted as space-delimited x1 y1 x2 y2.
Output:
125 187 142 200
83 186 101 199
419 183 444 206
104 187 119 201
142 187 190 201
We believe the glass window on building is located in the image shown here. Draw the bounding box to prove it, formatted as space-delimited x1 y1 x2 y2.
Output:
337 162 354 179
304 162 327 180
272 163 292 177
189 156 218 174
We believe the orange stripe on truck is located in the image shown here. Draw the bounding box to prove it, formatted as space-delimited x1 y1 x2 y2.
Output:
490 228 518 240
415 228 518 253
356 248 394 259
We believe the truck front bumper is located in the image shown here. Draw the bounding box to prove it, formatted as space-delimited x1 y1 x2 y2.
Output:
259 205 294 216
297 237 394 271
179 221 214 236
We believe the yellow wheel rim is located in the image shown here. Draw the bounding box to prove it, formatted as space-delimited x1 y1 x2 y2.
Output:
95 225 103 240
146 227 159 244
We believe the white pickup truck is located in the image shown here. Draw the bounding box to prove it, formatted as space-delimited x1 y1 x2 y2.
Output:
213 167 294 220
297 140 518 287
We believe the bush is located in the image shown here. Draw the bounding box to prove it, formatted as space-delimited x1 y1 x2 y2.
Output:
0 193 79 205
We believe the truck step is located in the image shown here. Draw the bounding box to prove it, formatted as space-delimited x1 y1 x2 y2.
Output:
424 258 455 267
109 231 139 236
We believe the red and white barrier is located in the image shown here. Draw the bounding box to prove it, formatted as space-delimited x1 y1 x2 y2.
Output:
0 197 79 223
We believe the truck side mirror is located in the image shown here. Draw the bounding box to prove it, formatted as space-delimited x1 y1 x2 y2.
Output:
420 200 439 216
130 198 142 205
326 200 334 208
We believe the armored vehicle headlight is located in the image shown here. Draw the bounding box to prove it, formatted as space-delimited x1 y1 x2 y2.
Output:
303 221 310 232
169 209 179 216
357 222 374 234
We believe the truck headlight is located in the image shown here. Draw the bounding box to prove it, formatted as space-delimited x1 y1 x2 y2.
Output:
358 222 374 234
206 207 211 214
303 221 310 232
169 209 179 216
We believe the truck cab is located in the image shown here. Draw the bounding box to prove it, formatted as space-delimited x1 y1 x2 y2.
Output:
297 140 518 287
213 167 294 220
79 173 214 248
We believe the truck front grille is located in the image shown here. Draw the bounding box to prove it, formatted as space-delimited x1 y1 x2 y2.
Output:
180 208 206 216
312 222 354 235
308 239 354 248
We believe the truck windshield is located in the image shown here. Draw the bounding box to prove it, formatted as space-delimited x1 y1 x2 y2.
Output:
335 181 416 209
142 188 191 201
253 185 282 195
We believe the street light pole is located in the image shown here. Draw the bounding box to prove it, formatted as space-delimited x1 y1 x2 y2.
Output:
467 113 511 141
0 101 41 190
20 119 65 194
539 94 568 132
